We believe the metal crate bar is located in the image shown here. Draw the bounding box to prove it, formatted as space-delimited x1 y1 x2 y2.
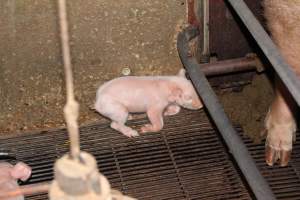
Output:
177 27 276 200
227 0 300 106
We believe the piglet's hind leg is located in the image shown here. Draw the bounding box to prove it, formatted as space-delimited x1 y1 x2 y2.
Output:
100 102 139 137
111 121 139 137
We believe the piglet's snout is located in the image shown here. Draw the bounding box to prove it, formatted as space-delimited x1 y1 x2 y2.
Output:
11 162 32 182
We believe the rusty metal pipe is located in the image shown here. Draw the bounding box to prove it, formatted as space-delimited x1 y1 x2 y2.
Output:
0 182 50 199
201 54 260 77
183 27 262 77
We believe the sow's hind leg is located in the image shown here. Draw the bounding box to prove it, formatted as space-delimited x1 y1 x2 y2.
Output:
263 0 300 166
264 83 296 167
98 101 139 137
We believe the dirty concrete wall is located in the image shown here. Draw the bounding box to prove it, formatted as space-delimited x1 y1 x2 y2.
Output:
0 0 186 133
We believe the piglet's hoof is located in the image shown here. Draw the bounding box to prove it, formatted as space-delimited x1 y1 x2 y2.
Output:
265 145 291 167
124 130 139 138
140 124 152 133
141 124 162 133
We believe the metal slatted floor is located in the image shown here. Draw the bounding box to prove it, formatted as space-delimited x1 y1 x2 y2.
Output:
0 110 300 199
240 129 300 199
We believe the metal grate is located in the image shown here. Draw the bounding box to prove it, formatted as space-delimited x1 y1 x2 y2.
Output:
0 110 300 199
0 110 250 199
239 129 300 200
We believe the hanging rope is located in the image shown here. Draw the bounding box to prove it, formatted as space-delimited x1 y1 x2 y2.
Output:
58 0 81 161
1 1 136 199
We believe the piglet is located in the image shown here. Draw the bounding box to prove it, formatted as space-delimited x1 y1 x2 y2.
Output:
0 162 32 200
95 69 203 137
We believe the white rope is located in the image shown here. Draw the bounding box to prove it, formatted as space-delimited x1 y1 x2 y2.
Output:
57 0 80 161
56 1 136 199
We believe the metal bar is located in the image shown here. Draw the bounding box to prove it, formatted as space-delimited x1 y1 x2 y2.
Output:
177 28 276 200
0 148 15 158
201 0 209 58
201 55 257 76
227 0 300 106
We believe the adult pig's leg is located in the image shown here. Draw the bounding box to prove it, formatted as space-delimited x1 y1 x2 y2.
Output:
264 79 296 166
264 0 300 166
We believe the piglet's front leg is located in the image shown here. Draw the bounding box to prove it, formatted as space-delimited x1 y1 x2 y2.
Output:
164 104 181 116
141 106 164 133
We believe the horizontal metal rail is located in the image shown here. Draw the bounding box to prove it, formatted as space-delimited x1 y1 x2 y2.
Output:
227 0 300 106
201 54 259 76
177 27 276 200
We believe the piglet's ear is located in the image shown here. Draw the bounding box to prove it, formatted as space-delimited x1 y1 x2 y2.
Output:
177 68 186 78
168 86 183 103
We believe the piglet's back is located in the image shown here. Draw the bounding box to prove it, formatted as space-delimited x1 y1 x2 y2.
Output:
97 76 171 100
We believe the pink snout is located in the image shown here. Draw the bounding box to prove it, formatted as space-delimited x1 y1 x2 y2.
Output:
10 162 32 182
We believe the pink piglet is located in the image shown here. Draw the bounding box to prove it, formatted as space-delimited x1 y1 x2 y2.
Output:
0 162 32 200
95 69 203 137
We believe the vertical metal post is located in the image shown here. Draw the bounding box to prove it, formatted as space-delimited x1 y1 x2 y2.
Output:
195 0 210 63
202 0 209 61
